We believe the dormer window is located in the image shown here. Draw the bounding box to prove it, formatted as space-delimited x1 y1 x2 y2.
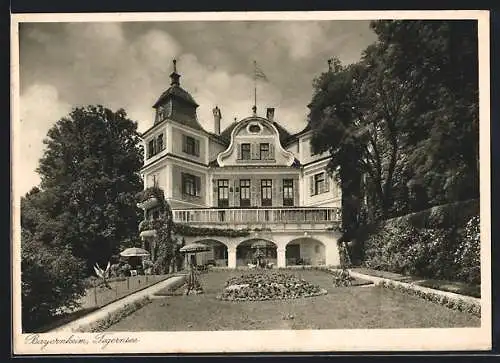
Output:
249 124 261 133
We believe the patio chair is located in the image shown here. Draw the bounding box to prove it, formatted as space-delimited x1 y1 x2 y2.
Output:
130 270 138 277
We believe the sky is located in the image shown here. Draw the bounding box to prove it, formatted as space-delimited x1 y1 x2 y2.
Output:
17 19 378 197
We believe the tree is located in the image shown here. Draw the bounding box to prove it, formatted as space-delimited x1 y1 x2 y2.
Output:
21 229 87 331
369 20 479 205
308 20 479 226
27 105 143 271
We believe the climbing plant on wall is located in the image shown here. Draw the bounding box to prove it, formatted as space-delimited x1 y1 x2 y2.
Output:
136 186 177 274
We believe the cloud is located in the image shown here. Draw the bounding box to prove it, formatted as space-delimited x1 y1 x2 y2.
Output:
18 20 377 196
17 83 72 197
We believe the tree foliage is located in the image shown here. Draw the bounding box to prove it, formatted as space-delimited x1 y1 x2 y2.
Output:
21 229 87 331
22 105 144 271
308 20 479 226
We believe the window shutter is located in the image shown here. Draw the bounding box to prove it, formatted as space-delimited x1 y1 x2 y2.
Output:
256 179 261 206
278 179 283 205
237 143 241 160
195 176 201 196
194 139 200 156
309 176 314 196
182 135 187 153
293 178 299 205
251 179 257 206
251 143 259 159
269 143 275 159
324 172 330 192
181 173 186 194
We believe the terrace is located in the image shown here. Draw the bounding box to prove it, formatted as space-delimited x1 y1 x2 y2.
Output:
171 207 342 230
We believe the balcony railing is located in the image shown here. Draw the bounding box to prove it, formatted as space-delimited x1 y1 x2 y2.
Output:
172 207 341 225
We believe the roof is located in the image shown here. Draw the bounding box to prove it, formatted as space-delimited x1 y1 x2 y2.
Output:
283 122 312 145
218 119 293 145
153 85 199 108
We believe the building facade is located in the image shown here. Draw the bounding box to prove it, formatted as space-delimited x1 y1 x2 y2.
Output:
138 61 343 268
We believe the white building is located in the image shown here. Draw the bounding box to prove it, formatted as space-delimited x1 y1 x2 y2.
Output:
138 60 343 268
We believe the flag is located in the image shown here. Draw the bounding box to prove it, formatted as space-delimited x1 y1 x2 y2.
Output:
254 61 269 82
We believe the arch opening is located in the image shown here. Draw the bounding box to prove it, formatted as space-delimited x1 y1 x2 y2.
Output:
236 238 277 267
192 239 229 267
285 238 326 266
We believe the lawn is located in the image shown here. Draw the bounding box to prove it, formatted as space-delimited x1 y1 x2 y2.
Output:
107 269 479 331
79 274 170 310
352 267 481 298
36 275 171 333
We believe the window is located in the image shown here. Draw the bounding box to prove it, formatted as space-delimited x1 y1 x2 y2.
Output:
217 179 229 207
261 179 272 206
147 134 165 159
310 172 330 196
157 134 164 152
183 135 200 156
241 143 251 160
314 173 325 195
249 124 261 133
182 173 201 197
260 143 270 160
240 179 251 207
148 139 156 159
283 179 294 206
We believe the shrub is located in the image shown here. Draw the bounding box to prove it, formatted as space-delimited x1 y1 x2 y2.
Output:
453 216 480 284
119 263 132 277
363 215 478 284
21 233 87 332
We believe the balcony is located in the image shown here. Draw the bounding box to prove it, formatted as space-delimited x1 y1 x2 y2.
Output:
172 207 341 230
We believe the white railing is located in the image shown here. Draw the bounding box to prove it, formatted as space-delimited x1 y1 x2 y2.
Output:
172 207 341 224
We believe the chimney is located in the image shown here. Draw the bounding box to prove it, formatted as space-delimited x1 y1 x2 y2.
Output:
266 107 275 122
213 106 222 134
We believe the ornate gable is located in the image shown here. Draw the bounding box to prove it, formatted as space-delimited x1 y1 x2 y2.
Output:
216 116 295 167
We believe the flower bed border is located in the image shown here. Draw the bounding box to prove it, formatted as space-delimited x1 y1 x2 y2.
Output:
216 272 328 302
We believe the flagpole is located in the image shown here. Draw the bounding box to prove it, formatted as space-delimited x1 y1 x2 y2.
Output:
253 60 257 111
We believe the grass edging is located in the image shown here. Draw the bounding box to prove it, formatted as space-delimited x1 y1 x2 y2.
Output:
349 271 481 317
378 281 481 317
75 296 152 333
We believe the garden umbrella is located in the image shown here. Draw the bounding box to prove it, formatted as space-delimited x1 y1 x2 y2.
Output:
119 247 150 257
179 243 211 253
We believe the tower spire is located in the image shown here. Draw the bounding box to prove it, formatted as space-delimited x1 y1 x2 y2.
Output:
170 59 180 86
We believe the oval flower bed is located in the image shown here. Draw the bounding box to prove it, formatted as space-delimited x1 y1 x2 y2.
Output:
217 272 327 301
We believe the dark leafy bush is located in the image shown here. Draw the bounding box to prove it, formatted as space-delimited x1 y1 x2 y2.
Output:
386 199 478 229
363 214 479 284
21 233 87 332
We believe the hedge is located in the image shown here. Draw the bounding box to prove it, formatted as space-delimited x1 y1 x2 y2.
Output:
363 215 480 285
359 200 480 285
